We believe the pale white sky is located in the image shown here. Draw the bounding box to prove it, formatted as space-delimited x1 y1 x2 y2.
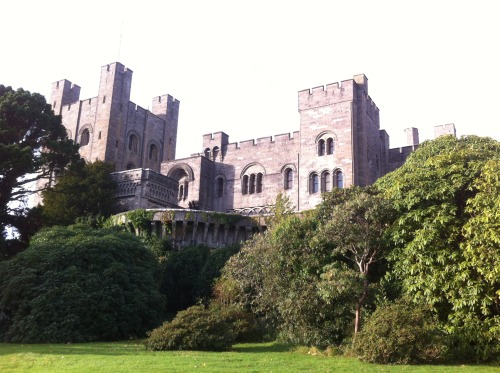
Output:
2 0 499 158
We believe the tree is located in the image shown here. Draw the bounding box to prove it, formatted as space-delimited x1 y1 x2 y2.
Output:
0 224 164 343
315 187 395 334
376 135 500 361
217 207 355 347
41 160 117 226
0 85 80 242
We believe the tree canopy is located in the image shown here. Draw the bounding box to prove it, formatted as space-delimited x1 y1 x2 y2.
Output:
376 135 500 360
41 160 117 226
0 85 80 243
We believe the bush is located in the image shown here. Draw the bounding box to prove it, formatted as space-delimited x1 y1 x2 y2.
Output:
0 225 164 343
145 305 236 351
216 305 265 343
352 300 446 364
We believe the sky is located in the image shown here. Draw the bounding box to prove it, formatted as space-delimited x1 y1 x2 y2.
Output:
2 0 499 158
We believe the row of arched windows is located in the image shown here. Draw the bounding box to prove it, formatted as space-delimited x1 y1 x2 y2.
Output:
214 168 342 198
80 131 159 162
204 146 220 161
318 137 334 156
242 173 263 195
309 170 343 194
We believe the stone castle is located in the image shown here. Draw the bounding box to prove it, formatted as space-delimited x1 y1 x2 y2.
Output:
48 62 455 245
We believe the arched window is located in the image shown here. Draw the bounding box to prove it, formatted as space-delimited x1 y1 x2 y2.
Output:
284 168 293 190
149 144 158 161
334 170 344 188
310 173 319 194
322 171 331 192
178 185 184 200
126 162 135 170
327 138 334 155
242 175 249 195
256 173 263 193
80 129 90 146
216 177 224 198
212 146 220 161
249 174 256 194
128 134 138 153
204 148 211 158
318 139 326 156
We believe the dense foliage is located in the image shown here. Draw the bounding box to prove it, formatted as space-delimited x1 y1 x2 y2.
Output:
162 244 240 313
376 135 500 361
145 305 236 351
0 85 80 252
352 299 445 364
0 225 164 343
41 160 117 226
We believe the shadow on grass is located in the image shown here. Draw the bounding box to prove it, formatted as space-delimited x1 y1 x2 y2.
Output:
0 340 147 356
231 342 294 353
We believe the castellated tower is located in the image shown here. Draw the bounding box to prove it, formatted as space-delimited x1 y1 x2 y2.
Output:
50 62 180 173
152 94 180 161
297 74 387 210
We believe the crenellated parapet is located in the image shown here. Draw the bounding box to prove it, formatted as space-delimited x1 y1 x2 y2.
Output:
50 79 81 115
214 131 299 153
298 79 356 111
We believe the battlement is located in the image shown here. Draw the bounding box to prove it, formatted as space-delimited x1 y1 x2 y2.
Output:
101 62 133 76
152 94 180 107
51 79 81 115
298 74 371 111
223 131 299 152
434 123 456 138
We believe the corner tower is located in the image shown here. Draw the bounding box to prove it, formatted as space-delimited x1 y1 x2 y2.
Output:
297 74 385 210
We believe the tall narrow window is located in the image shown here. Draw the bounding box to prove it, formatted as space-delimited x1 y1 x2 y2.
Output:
310 173 319 194
178 185 184 200
204 148 211 158
216 177 224 197
149 144 158 161
128 134 138 153
335 170 344 188
80 129 90 146
256 173 263 193
242 175 249 195
212 146 220 161
284 168 293 190
322 171 331 192
249 174 256 194
318 139 326 156
327 138 334 154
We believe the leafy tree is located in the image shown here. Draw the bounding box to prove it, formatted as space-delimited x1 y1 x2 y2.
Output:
315 187 395 334
218 209 354 347
0 85 80 242
41 160 117 226
0 224 164 343
376 135 500 361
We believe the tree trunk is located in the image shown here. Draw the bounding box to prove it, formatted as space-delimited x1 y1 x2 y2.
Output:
354 275 369 334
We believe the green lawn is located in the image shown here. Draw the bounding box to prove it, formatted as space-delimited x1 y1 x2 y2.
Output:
0 341 497 373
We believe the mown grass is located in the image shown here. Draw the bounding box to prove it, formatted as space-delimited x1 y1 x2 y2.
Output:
0 341 498 373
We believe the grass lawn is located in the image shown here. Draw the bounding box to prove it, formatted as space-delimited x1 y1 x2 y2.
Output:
0 341 498 373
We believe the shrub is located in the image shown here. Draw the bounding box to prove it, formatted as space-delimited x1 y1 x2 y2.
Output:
352 299 446 364
216 305 264 343
0 225 164 343
145 305 236 351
